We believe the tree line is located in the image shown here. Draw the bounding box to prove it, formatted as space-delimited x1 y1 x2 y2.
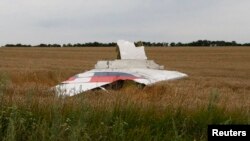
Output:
2 40 250 47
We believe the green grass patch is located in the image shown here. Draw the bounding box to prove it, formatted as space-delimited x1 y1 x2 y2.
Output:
0 93 249 141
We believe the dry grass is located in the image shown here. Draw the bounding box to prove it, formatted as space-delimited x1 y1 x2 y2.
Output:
0 47 249 140
0 47 249 110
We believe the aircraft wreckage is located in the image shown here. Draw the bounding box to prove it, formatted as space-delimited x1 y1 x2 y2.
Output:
54 40 188 96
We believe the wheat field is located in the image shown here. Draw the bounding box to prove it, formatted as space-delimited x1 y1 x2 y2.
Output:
0 47 249 140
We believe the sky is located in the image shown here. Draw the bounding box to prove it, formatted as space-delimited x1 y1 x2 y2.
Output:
0 0 250 45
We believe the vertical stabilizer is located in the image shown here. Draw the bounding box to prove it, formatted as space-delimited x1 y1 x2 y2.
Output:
117 40 147 60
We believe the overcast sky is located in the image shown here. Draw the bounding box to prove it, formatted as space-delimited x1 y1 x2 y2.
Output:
0 0 250 45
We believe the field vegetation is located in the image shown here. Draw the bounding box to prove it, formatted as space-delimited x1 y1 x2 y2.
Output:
0 47 249 140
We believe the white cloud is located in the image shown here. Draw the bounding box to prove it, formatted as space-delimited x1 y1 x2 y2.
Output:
0 0 250 45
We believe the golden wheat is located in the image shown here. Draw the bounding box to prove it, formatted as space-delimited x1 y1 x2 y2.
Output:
0 47 249 112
